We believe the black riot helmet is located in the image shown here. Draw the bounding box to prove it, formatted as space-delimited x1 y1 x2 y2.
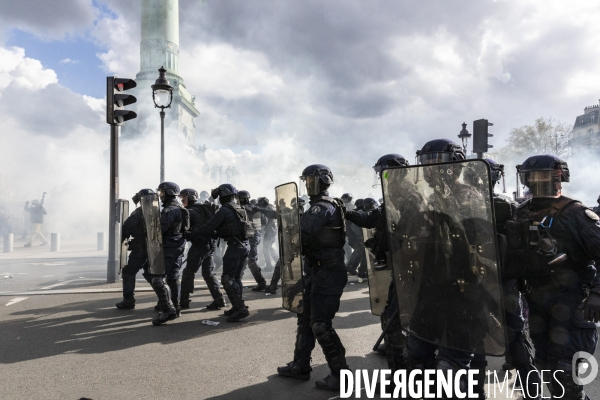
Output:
355 198 365 210
250 199 258 206
484 159 504 185
416 139 466 164
373 154 409 174
157 182 180 196
238 190 251 205
257 197 269 207
180 188 199 205
211 183 238 204
341 193 353 202
301 164 334 196
364 198 379 211
519 154 569 198
132 188 155 205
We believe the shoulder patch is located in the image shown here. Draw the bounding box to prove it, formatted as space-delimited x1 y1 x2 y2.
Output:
310 205 322 214
585 209 599 221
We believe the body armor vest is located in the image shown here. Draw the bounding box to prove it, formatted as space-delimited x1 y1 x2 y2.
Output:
311 196 346 249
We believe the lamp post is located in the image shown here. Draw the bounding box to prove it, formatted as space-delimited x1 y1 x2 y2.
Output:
458 122 472 155
151 66 173 183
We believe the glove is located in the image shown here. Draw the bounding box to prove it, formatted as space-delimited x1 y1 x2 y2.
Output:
579 292 600 323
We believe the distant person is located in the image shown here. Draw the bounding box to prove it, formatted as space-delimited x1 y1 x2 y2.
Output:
24 199 47 247
593 194 600 214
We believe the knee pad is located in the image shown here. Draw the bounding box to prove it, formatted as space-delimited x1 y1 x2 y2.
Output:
311 321 330 337
221 274 235 290
151 276 165 289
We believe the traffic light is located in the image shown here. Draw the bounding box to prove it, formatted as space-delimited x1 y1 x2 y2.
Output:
472 118 494 154
106 77 137 126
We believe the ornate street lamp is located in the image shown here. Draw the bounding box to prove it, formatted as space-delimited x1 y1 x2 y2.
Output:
458 122 471 154
151 66 173 182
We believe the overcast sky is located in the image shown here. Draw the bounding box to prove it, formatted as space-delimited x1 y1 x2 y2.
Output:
1 0 600 228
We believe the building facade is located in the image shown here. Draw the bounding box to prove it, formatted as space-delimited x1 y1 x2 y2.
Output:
571 100 600 151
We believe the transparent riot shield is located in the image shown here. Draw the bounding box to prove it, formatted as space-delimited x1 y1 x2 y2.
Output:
117 199 130 273
363 228 393 316
275 182 304 313
140 194 165 275
382 160 507 356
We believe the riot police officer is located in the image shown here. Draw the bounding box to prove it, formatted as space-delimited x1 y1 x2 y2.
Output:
152 182 189 326
115 189 154 310
254 197 306 294
179 188 225 310
346 154 411 374
341 193 355 211
277 164 349 391
506 154 600 399
258 197 278 272
186 184 252 322
199 191 210 204
471 159 539 398
238 190 268 291
402 140 480 384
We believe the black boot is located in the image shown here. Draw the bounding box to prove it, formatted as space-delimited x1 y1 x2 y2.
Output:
226 306 250 322
167 278 181 317
116 274 137 309
180 298 191 309
252 282 267 291
314 323 348 385
265 283 278 294
249 261 267 291
151 277 178 326
206 297 226 310
277 360 311 380
115 298 135 310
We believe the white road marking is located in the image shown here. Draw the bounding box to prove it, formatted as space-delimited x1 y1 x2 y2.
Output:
6 297 28 306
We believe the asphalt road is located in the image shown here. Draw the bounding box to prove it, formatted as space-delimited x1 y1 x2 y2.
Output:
1 240 599 399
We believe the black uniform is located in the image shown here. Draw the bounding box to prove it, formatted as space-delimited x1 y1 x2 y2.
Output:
181 201 224 307
347 206 404 371
288 192 349 376
190 200 250 314
119 207 151 303
150 197 187 313
507 196 600 398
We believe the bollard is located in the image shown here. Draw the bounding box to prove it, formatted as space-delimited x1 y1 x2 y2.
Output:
97 232 106 251
3 233 13 253
51 233 60 252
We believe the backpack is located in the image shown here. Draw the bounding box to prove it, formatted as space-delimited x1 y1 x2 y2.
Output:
224 203 255 240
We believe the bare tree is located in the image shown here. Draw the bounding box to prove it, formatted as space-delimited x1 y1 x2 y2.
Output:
498 117 572 159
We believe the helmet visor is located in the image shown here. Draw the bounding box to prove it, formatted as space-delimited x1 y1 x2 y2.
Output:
417 153 453 165
519 170 563 198
301 175 321 196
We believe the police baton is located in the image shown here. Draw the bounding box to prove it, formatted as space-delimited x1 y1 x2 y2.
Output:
373 309 399 352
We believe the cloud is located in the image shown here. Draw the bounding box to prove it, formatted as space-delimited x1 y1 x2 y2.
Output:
0 46 57 92
59 58 79 64
0 0 96 41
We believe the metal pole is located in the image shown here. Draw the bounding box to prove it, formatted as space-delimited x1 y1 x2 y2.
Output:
476 152 483 159
160 109 165 183
107 124 119 283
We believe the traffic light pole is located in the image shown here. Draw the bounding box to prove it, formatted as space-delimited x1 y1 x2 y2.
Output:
107 124 119 283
